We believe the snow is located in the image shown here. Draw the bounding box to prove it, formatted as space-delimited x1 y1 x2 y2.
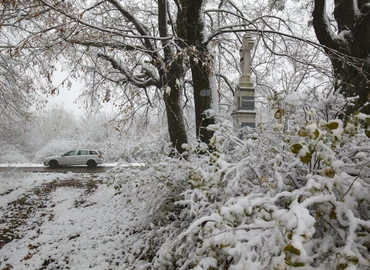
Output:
0 172 137 270
0 173 62 211
1 107 370 269
233 109 257 113
284 92 308 106
199 257 218 268
165 86 171 95
0 81 369 270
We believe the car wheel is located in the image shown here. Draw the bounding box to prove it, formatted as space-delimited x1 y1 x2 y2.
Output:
87 160 97 168
49 160 59 168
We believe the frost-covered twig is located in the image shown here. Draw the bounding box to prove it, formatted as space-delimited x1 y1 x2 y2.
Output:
340 161 370 201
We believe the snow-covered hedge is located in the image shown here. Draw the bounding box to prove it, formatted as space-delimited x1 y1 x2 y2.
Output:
107 92 370 269
34 138 80 162
0 143 29 164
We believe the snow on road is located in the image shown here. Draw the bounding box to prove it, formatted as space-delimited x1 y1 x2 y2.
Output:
0 172 137 269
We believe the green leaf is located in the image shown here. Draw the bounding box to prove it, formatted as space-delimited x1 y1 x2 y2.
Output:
300 152 312 164
326 121 339 130
329 207 337 219
285 256 305 267
324 167 335 178
290 144 302 154
311 129 320 139
283 243 301 255
289 261 305 267
365 117 370 127
298 128 308 137
347 256 359 265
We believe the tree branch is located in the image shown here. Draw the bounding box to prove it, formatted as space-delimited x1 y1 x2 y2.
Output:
333 0 357 32
312 0 337 51
215 72 235 96
98 53 160 88
107 0 156 53
64 39 143 52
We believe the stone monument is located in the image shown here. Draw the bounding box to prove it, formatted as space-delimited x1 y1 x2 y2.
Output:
232 34 256 128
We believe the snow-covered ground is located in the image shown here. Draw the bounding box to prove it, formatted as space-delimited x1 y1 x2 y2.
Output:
0 172 137 269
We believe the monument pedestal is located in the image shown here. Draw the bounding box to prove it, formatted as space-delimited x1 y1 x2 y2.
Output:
232 110 256 128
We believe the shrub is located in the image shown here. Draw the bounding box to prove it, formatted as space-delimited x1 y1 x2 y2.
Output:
107 92 370 269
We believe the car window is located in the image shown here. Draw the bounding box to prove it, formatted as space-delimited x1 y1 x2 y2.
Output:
64 151 76 156
78 150 89 155
89 151 98 155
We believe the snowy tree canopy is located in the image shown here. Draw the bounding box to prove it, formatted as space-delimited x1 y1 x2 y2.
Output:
0 0 339 152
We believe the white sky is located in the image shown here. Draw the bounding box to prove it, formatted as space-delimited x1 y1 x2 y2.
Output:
46 70 84 114
44 68 116 116
46 87 83 113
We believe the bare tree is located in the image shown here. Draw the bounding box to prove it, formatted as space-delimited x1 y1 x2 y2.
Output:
0 52 47 141
0 0 225 153
1 0 344 154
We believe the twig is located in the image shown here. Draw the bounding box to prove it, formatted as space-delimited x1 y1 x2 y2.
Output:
340 161 370 201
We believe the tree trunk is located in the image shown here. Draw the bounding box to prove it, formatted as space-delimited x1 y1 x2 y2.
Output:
191 52 215 144
313 0 370 116
159 0 188 154
163 79 188 154
178 0 216 145
162 50 188 154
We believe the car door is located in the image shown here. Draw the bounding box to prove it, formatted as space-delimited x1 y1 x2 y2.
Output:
60 150 77 165
76 150 89 165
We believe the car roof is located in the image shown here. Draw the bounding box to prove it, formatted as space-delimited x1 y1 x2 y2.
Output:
65 149 101 152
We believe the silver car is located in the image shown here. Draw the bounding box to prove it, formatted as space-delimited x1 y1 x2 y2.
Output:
44 149 104 168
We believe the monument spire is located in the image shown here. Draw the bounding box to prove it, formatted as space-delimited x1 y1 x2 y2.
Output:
239 35 254 87
232 34 257 128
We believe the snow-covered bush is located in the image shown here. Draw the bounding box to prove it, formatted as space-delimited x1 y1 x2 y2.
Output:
105 157 192 268
34 138 80 162
106 92 370 269
0 143 29 164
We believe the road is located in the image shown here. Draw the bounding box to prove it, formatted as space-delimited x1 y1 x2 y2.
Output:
0 166 116 173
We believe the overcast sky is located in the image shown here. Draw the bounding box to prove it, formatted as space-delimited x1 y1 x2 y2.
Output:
45 69 84 114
